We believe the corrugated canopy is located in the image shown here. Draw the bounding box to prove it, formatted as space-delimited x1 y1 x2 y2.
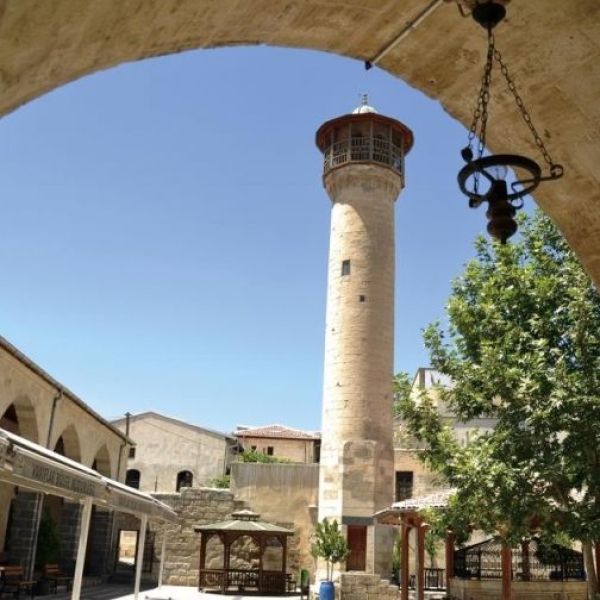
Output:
0 428 177 523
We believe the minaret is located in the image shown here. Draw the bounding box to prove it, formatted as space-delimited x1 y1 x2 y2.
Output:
315 96 413 577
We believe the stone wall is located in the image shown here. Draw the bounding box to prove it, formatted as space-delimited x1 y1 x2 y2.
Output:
86 508 114 576
113 414 232 493
149 487 247 586
449 578 587 600
237 437 316 463
231 462 319 577
339 573 399 600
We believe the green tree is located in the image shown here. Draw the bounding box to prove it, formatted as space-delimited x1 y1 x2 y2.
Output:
238 449 293 464
35 508 62 567
310 519 350 581
209 474 231 488
395 211 600 597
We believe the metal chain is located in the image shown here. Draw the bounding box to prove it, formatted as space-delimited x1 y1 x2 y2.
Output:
493 46 558 171
467 28 495 193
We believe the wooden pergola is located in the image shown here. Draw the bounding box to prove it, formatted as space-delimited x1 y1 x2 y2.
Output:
376 490 457 600
195 509 294 595
376 490 583 600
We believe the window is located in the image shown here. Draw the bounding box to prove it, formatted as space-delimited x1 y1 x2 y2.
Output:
341 260 351 276
251 445 257 451
176 470 193 492
267 447 274 456
125 469 141 489
359 295 366 302
395 471 413 501
128 447 136 459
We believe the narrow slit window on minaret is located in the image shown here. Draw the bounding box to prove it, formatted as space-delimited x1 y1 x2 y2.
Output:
341 259 351 276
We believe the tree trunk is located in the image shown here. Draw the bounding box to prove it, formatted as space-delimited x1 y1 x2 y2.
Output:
583 541 598 600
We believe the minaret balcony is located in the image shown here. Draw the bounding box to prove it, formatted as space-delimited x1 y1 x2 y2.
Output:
322 136 405 180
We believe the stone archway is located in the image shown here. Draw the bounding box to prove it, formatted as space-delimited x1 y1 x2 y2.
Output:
91 444 112 478
53 424 82 462
0 397 40 443
0 1 598 282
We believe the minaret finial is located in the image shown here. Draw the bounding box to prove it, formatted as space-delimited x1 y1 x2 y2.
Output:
361 93 368 106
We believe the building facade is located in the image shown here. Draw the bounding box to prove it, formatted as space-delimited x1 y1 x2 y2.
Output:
112 412 235 493
393 367 498 504
235 424 320 463
0 335 133 578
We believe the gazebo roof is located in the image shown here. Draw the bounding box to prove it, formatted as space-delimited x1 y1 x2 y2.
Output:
194 509 293 535
375 489 456 524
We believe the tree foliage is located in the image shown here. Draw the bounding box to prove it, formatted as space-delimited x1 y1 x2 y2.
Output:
238 449 293 464
395 211 600 549
35 508 62 567
310 519 350 581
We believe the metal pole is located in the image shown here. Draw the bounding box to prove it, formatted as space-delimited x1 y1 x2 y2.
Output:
71 497 93 600
365 0 444 69
134 515 148 600
157 527 167 588
26 492 44 580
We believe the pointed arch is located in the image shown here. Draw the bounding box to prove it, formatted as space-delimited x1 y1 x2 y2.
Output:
91 443 112 477
0 397 39 443
53 423 82 462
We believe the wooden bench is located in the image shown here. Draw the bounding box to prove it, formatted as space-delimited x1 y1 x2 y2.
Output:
1 566 36 598
42 564 72 593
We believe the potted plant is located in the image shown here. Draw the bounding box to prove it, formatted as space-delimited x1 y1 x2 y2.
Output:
310 518 349 600
35 508 62 595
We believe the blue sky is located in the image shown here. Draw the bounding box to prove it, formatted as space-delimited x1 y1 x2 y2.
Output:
0 46 490 433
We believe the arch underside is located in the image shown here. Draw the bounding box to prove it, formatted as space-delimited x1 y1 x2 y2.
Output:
0 0 598 281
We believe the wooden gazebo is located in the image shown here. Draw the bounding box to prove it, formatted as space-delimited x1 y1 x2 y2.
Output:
376 490 454 600
195 509 294 595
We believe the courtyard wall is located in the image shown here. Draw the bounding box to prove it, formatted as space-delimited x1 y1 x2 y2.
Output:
230 462 319 577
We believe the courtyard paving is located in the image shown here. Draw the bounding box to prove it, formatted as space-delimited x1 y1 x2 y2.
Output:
36 585 302 600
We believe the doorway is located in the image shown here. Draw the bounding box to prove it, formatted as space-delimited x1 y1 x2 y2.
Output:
346 525 367 571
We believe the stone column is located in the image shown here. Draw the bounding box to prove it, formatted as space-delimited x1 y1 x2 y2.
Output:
85 508 115 577
6 491 41 573
60 501 82 574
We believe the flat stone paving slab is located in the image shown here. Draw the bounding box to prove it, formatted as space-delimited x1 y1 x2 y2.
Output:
38 584 301 600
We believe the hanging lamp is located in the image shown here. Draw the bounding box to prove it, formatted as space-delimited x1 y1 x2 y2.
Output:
457 1 564 244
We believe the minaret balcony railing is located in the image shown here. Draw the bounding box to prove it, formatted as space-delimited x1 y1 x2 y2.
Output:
323 136 405 181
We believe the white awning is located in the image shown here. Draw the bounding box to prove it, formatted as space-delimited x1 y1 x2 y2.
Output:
0 428 177 523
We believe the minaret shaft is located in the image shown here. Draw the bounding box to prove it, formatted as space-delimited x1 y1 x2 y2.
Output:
318 165 399 575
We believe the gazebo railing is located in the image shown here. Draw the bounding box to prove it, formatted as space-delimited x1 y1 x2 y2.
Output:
199 568 286 594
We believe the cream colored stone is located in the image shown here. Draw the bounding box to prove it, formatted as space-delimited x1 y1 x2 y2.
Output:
318 160 401 579
112 412 234 492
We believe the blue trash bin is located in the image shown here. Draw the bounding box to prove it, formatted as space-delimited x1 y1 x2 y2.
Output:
319 580 335 600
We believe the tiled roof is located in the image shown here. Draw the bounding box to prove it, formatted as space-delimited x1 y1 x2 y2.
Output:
235 424 320 440
374 489 456 523
391 489 455 511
